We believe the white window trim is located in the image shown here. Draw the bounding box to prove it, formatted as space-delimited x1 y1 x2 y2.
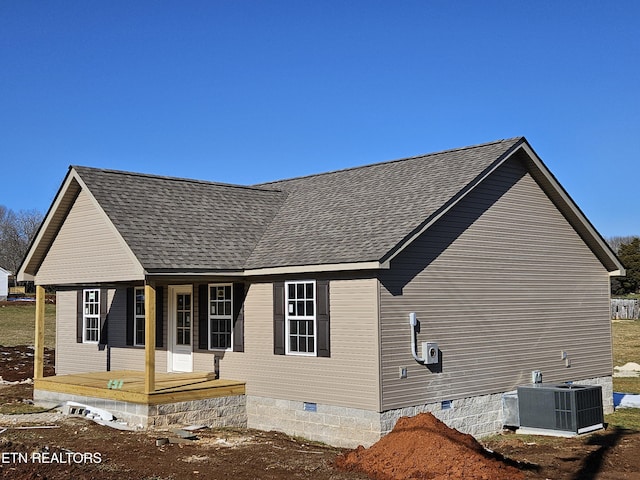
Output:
285 280 317 356
208 283 233 351
83 288 100 344
134 286 145 347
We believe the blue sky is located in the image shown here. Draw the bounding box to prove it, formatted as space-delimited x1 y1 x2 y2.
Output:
1 1 638 238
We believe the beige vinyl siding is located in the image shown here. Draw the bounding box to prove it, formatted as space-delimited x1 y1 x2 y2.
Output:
193 278 381 411
55 287 167 375
379 157 612 411
36 189 144 285
20 177 81 279
107 348 167 374
55 289 107 374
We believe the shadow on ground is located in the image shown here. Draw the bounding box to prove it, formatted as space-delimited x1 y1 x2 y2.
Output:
572 426 628 480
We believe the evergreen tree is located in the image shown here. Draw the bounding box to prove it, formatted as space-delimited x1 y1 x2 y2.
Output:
611 237 640 295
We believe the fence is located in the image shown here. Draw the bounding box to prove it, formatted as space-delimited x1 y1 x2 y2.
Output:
611 298 640 319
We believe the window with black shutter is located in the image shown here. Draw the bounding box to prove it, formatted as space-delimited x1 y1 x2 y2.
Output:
126 285 164 348
77 288 108 345
274 280 330 357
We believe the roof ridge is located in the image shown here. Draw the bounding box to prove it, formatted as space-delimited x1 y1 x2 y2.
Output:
255 137 524 187
71 165 282 193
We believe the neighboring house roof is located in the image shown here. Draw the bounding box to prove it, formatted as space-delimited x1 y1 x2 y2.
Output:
18 137 625 280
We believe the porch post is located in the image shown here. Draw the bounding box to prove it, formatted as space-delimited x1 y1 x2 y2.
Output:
144 282 156 394
34 285 45 380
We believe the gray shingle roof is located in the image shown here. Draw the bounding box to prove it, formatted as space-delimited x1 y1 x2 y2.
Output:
73 167 287 271
73 137 524 272
246 137 523 268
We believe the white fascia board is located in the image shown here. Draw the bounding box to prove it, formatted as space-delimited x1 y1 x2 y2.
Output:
17 170 76 282
69 170 146 280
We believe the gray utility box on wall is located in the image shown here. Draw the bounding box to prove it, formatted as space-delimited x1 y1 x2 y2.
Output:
517 383 604 435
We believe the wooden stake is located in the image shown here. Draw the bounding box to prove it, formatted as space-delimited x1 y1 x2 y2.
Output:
34 285 45 380
144 282 156 394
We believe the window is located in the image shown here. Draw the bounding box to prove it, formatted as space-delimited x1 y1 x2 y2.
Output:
198 283 244 352
134 287 145 346
285 280 316 355
126 286 164 348
83 289 100 343
273 280 329 357
209 284 232 350
77 288 107 345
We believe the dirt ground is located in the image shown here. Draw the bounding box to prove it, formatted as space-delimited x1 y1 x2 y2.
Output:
1 345 640 480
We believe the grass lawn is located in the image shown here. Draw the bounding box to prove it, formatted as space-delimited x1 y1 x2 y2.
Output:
0 303 56 348
607 319 640 429
606 405 640 430
612 320 640 367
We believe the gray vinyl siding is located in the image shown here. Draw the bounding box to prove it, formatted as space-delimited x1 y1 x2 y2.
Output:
107 285 168 373
36 189 144 285
55 287 167 375
193 279 381 411
378 157 612 411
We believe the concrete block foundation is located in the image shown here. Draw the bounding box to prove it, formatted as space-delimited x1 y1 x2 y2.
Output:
247 375 614 448
33 389 247 429
35 375 613 448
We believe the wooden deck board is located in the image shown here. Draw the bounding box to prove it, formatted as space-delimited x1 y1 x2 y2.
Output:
34 370 245 405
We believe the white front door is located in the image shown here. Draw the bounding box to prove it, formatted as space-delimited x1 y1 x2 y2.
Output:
168 285 193 372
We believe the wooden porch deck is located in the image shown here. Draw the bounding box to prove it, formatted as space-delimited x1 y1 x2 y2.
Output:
34 371 245 405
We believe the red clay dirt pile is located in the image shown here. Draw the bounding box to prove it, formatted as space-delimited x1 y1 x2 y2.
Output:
335 413 524 480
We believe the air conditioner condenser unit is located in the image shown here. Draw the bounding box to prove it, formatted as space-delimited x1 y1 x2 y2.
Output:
517 383 604 435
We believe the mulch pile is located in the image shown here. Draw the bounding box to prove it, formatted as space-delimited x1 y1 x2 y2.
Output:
335 413 524 480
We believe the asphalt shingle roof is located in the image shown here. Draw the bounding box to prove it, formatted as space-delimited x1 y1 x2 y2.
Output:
73 137 523 272
247 137 523 268
73 168 287 271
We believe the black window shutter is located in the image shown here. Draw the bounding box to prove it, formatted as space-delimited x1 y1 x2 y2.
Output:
126 287 134 346
316 280 330 357
198 284 209 350
273 282 285 355
76 290 83 343
232 283 246 352
99 288 108 346
155 285 164 348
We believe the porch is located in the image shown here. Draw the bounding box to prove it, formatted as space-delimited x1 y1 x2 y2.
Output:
34 370 247 428
29 283 249 428
34 370 245 404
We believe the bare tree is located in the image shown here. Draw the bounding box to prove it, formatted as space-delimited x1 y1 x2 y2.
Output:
607 236 636 254
0 206 44 284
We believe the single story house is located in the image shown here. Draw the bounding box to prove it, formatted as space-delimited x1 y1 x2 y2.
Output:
0 266 10 301
18 137 624 447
